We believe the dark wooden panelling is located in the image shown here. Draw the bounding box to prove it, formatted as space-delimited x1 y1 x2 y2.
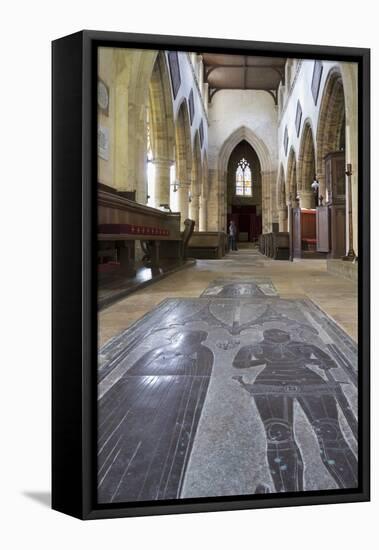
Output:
329 204 346 258
316 206 330 252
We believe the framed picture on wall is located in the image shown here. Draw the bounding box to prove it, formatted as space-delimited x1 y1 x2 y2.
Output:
52 30 370 520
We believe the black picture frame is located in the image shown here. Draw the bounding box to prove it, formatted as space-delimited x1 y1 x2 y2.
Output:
52 30 370 520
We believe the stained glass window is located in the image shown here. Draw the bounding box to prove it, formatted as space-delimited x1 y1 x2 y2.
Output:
235 158 252 196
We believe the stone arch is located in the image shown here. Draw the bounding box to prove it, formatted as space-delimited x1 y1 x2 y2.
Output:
148 51 175 207
191 131 202 195
175 99 192 183
218 126 273 233
298 119 317 208
286 147 298 206
189 131 202 228
174 99 193 224
316 67 346 194
277 163 288 232
100 48 157 200
199 151 209 231
227 140 262 202
218 125 273 175
201 151 209 200
149 52 175 161
277 163 286 209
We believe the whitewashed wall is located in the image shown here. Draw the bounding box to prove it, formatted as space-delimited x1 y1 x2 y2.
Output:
169 51 208 159
207 89 278 232
278 59 359 252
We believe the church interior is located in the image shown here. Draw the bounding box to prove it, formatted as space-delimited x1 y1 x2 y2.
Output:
97 47 358 503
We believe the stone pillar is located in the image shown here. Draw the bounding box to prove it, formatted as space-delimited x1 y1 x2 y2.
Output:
177 184 190 228
153 158 173 208
199 197 207 231
317 173 326 204
287 202 294 261
351 171 358 256
198 55 204 90
189 194 200 230
261 171 276 234
207 169 219 231
278 207 288 232
299 190 314 209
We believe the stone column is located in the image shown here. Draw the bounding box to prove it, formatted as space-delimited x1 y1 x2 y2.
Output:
198 55 204 90
287 202 294 261
261 171 276 234
343 163 357 260
278 207 288 232
153 158 172 208
317 174 326 204
299 190 314 209
177 184 190 228
189 194 200 230
199 197 208 231
351 171 358 256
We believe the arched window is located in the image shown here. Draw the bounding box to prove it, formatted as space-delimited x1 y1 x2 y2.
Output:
235 157 252 196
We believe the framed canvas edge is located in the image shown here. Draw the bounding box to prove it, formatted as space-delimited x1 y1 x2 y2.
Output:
52 30 370 520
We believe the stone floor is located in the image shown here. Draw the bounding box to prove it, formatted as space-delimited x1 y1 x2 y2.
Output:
97 248 358 502
99 245 358 347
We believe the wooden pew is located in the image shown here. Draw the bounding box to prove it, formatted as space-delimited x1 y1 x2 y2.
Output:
272 232 290 260
98 189 187 268
293 208 326 259
187 232 227 259
259 232 290 260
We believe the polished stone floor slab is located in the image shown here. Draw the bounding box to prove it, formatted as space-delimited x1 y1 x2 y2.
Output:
98 248 358 346
98 293 358 503
201 277 278 297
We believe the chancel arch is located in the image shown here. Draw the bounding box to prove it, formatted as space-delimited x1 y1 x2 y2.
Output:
147 51 175 208
218 126 273 234
225 139 262 242
298 120 317 208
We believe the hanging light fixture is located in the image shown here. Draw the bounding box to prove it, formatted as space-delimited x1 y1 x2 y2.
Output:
170 179 179 192
311 177 320 193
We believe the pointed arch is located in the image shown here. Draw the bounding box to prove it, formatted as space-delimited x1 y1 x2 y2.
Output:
298 119 316 192
316 67 346 177
148 51 175 162
286 147 297 204
175 99 193 186
191 131 202 196
277 163 286 209
201 151 209 200
277 162 288 232
218 125 273 174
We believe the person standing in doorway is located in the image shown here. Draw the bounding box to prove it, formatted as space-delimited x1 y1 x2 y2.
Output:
228 220 238 251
